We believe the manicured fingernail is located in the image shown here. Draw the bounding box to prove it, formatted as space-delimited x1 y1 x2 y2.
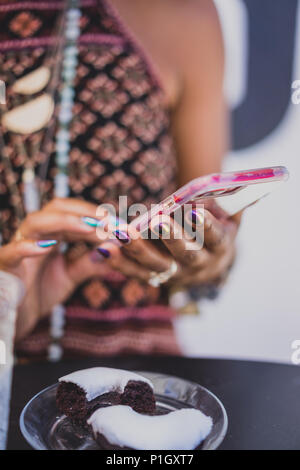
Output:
155 223 170 237
97 247 110 258
37 240 58 248
113 230 131 244
81 216 102 228
189 210 204 225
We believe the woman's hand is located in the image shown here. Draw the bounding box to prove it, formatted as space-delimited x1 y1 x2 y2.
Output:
96 205 241 289
0 198 109 340
153 208 240 287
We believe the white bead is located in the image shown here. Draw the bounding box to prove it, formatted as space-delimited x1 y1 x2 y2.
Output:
57 153 69 166
60 96 73 110
66 26 80 41
48 343 63 362
50 304 65 338
56 140 70 153
63 56 77 69
63 68 76 82
59 108 73 124
56 129 70 143
55 173 69 197
67 8 81 20
61 88 75 102
64 46 78 57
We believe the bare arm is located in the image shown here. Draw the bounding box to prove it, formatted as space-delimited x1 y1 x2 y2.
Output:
171 0 228 184
96 1 239 288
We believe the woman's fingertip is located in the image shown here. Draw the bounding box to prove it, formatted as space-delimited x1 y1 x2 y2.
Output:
36 240 58 248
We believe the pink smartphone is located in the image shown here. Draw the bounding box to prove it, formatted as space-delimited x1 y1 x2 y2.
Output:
131 166 289 232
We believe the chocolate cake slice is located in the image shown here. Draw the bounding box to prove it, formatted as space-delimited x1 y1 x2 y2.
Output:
87 405 213 450
56 368 155 424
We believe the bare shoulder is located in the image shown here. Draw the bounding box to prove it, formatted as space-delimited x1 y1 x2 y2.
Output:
166 0 220 24
152 0 224 81
157 0 222 44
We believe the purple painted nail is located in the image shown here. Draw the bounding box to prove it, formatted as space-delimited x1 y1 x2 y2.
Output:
189 210 204 225
37 240 57 248
113 230 131 244
97 247 110 258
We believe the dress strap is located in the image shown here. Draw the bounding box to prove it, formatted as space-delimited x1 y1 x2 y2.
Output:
99 0 165 94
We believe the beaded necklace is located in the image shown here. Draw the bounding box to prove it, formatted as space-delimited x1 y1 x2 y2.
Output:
48 1 81 361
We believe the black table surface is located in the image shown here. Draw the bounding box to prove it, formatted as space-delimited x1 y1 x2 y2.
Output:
6 356 300 450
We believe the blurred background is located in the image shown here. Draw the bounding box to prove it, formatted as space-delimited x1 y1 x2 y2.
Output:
176 0 300 363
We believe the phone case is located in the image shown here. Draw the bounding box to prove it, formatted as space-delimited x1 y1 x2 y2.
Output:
131 166 289 232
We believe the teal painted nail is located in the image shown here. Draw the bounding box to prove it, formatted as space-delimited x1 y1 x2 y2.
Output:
37 240 58 248
81 216 102 228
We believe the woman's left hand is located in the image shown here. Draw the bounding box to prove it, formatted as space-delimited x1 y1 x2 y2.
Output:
96 206 241 288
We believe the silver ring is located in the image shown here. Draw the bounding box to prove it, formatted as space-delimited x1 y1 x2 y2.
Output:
148 260 178 287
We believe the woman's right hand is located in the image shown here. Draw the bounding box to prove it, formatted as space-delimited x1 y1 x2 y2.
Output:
0 198 109 341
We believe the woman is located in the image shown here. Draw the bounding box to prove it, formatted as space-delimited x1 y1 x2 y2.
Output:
0 0 239 359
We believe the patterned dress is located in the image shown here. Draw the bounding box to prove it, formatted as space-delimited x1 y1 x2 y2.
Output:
0 0 180 358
